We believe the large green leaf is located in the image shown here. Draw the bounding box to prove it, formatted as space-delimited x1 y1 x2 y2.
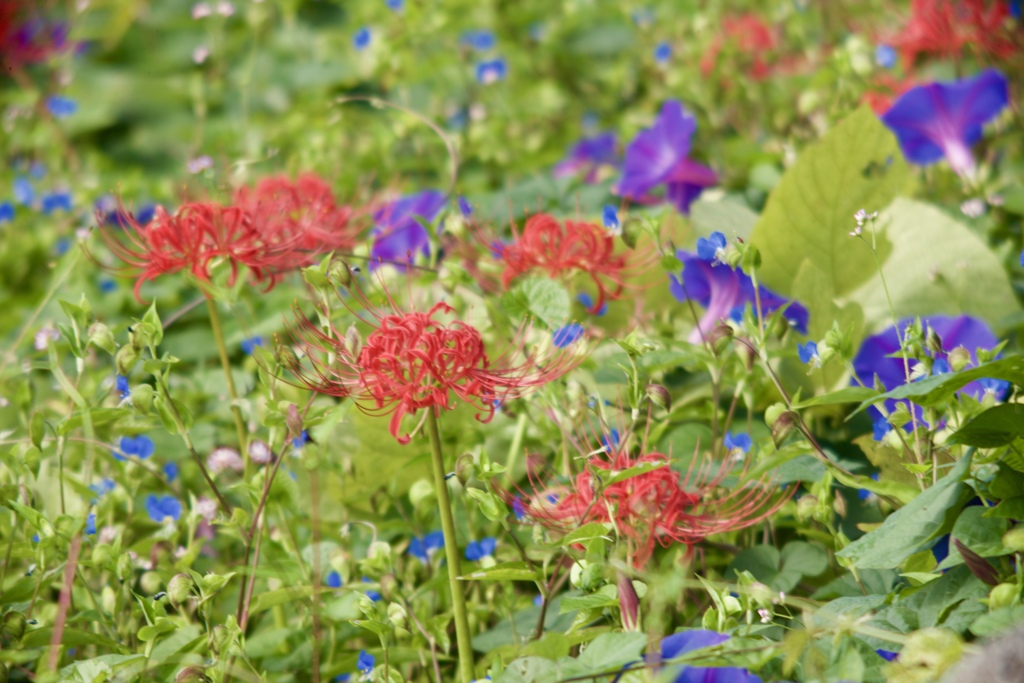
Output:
501 276 572 328
836 454 973 569
947 404 1024 448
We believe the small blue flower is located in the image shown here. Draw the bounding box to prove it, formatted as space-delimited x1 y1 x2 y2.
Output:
546 493 558 504
461 30 495 51
932 358 950 375
32 533 40 543
13 177 33 205
326 571 343 588
552 323 584 348
408 530 445 561
696 231 727 263
46 96 77 118
361 577 382 601
99 279 117 293
54 238 72 255
602 204 620 233
458 195 473 217
29 161 46 179
163 462 178 482
858 472 880 501
335 675 351 683
465 537 497 562
600 429 620 450
979 377 1011 397
385 0 403 10
0 201 14 223
116 435 155 461
41 191 72 214
241 336 263 355
877 649 899 662
1020 249 1024 268
654 41 671 65
353 27 371 51
577 292 608 316
875 44 897 69
512 496 526 521
357 650 375 675
116 375 130 398
533 594 544 606
88 478 115 502
797 341 820 366
872 416 893 442
475 58 507 85
85 513 96 535
292 430 309 449
724 432 752 454
145 494 182 523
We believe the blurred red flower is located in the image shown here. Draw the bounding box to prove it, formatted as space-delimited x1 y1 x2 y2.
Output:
700 14 778 82
889 0 1014 66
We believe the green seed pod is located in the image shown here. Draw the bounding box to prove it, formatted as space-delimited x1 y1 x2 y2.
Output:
115 344 139 377
116 553 134 583
947 346 971 372
167 573 194 606
140 571 162 595
646 383 672 412
88 322 116 355
988 582 1019 610
1002 525 1024 552
1 612 27 641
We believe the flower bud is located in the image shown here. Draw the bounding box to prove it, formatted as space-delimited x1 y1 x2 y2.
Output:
327 259 354 288
140 571 162 595
380 573 398 601
455 452 475 486
88 322 116 355
1002 525 1024 552
115 344 139 376
708 324 734 349
797 495 818 521
896 627 963 676
387 601 408 629
646 383 672 412
368 541 392 565
988 583 1019 610
749 582 774 606
833 490 847 518
948 347 971 372
770 410 799 444
116 553 134 582
344 324 362 357
925 329 944 356
175 667 212 683
131 383 156 415
617 572 640 631
286 403 303 439
101 586 116 615
167 573 194 606
1 611 27 641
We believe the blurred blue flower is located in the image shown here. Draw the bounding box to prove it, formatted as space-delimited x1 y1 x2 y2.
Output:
163 462 178 482
979 377 1011 396
465 537 496 561
54 238 71 255
931 534 950 564
292 430 309 449
370 190 446 270
617 101 717 215
602 205 620 233
241 336 263 355
624 630 763 683
145 494 182 523
577 292 608 316
353 27 371 51
461 30 495 51
29 161 46 178
458 195 473 217
335 675 350 683
46 96 77 118
41 191 72 214
553 132 617 183
881 69 1008 176
632 8 654 27
877 650 899 662
385 0 403 10
32 533 40 543
116 375 130 398
797 341 819 366
1012 0 1022 19
103 202 156 228
0 201 15 223
98 279 117 293
88 478 116 502
475 58 507 84
326 571 343 588
85 513 96 535
724 432 752 454
14 177 33 205
875 44 897 69
552 323 585 348
601 429 621 450
533 594 544 606
528 22 545 41
654 41 672 64
116 435 155 461
357 650 375 675
696 231 727 263
512 496 526 521
858 472 880 501
872 416 893 442
361 577 382 601
409 530 445 561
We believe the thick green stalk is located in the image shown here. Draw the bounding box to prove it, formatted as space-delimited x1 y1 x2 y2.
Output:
205 298 249 464
425 410 474 683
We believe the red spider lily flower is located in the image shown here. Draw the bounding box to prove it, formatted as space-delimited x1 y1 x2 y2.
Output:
889 0 1014 67
284 284 586 444
700 14 778 82
233 173 363 269
521 426 790 567
495 213 644 315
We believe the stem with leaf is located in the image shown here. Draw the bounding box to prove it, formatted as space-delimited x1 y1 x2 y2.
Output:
206 297 249 466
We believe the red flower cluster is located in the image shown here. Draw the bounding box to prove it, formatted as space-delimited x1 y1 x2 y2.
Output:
286 285 585 444
889 0 1015 66
498 214 632 315
700 14 778 82
523 430 789 567
99 174 363 300
1 1 70 69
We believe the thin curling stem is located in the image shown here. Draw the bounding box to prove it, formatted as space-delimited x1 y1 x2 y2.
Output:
425 409 475 683
206 297 249 467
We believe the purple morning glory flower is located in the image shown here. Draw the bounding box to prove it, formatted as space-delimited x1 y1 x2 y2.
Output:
458 195 473 217
654 41 672 64
41 191 72 214
577 292 608 316
875 44 897 69
616 101 717 215
326 571 343 588
724 432 752 453
616 630 762 683
475 58 507 84
880 69 1009 176
46 96 77 118
552 323 585 348
14 177 33 205
241 336 263 355
931 533 950 563
797 341 819 366
552 132 618 183
116 435 155 461
670 252 808 344
145 494 182 523
0 202 15 222
408 530 445 562
370 190 446 270
461 30 495 51
163 462 178 482
357 650 375 675
696 231 727 263
465 537 497 561
353 27 371 51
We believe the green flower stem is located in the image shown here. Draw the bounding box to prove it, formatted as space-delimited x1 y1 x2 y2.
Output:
425 409 475 683
206 297 249 467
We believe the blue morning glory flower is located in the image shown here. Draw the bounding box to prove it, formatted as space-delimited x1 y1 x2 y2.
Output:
552 132 618 183
465 537 497 561
326 571 343 588
932 358 950 375
361 577 382 601
41 191 72 214
475 58 507 85
458 195 473 217
145 494 182 523
797 341 819 366
724 432 752 454
512 496 526 521
546 493 559 504
357 650 375 675
116 435 155 461
116 375 130 398
1020 249 1024 268
14 177 33 205
53 238 72 255
979 377 1011 396
353 27 371 51
408 530 445 561
602 205 620 233
241 336 263 355
875 44 896 69
0 201 14 223
623 630 762 683
371 190 446 270
654 41 672 64
461 30 495 51
163 462 178 482
85 513 96 535
552 323 585 348
98 278 116 293
881 69 1009 176
577 292 608 316
46 96 77 118
696 231 727 263
385 0 403 10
